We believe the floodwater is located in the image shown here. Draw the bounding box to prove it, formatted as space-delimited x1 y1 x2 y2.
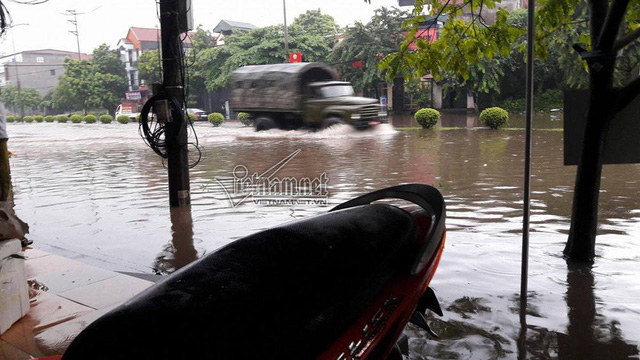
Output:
7 111 640 359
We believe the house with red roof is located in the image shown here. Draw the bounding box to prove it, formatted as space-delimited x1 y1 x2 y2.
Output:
117 27 193 91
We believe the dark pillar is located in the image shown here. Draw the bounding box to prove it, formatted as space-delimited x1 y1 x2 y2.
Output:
159 0 191 207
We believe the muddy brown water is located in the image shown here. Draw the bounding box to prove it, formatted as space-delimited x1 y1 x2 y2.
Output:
7 111 639 359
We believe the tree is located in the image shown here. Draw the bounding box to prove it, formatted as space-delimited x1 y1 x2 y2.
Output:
201 11 337 92
52 44 128 114
290 9 342 38
138 50 162 86
0 84 41 113
332 7 409 93
186 26 215 108
382 0 640 262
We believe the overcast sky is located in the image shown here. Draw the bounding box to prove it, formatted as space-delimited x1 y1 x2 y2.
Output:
0 0 402 56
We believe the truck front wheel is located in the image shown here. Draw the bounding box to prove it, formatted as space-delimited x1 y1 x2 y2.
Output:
322 117 345 130
255 117 277 132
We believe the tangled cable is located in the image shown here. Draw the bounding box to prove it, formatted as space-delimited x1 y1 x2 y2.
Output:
138 94 203 168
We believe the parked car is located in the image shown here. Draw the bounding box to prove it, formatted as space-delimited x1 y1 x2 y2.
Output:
187 108 208 121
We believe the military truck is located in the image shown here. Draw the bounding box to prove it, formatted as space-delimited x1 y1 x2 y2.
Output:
229 63 387 131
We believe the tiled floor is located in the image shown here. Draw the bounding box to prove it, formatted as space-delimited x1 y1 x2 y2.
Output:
0 248 153 358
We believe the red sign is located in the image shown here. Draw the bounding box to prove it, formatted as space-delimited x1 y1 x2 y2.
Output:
289 52 302 63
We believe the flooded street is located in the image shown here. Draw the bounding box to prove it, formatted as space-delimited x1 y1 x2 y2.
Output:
7 112 640 359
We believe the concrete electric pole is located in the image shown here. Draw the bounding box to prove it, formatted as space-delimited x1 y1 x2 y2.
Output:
159 0 191 207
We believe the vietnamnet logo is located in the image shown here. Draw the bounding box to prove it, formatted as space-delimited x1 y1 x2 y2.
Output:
213 149 329 207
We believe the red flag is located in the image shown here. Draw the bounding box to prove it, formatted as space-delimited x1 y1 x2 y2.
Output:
289 52 302 63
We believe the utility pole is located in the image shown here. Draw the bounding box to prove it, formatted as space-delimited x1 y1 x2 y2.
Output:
283 0 289 62
8 24 28 118
65 10 82 60
159 0 191 207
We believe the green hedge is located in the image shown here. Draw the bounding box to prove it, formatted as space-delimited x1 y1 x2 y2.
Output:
15 116 24 123
237 112 251 127
117 115 130 124
23 116 34 123
71 115 83 123
6 116 15 123
414 108 440 129
44 115 55 122
208 112 224 127
187 113 196 123
480 107 509 129
57 115 68 123
34 115 44 123
499 89 563 113
100 115 113 124
84 115 97 124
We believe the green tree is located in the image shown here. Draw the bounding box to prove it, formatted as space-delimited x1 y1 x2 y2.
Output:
383 0 640 262
52 44 128 114
0 85 41 113
138 50 162 86
290 9 341 38
331 7 409 93
186 26 214 109
200 11 337 92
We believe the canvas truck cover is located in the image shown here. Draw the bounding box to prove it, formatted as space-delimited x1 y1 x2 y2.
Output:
229 63 338 112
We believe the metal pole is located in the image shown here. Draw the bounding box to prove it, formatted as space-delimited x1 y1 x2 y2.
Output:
283 0 289 62
66 10 81 60
520 0 535 351
73 12 81 60
160 0 191 207
10 31 23 118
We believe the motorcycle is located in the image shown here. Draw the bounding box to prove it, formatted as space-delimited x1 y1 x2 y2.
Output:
61 184 446 360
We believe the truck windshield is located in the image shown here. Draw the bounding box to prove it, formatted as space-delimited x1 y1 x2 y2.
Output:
319 85 355 98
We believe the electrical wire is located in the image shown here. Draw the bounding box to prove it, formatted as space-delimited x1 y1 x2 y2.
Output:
141 2 202 168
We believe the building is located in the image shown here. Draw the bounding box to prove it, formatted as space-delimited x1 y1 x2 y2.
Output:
117 27 194 91
211 20 257 46
0 49 91 97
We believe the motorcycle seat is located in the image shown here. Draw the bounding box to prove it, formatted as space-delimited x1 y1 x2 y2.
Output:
63 203 419 360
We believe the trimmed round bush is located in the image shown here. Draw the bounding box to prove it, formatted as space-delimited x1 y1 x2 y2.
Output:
480 107 509 129
100 115 113 124
34 115 44 123
208 112 224 127
71 115 83 123
57 115 68 123
44 115 55 122
84 115 97 124
135 114 141 123
117 115 130 124
414 108 440 129
15 117 24 123
187 113 196 123
6 116 15 123
237 112 251 127
23 116 34 123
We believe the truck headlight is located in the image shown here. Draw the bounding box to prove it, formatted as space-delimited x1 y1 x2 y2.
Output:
378 112 387 117
351 114 361 120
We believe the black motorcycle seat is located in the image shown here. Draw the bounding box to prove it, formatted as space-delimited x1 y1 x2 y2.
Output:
63 204 418 360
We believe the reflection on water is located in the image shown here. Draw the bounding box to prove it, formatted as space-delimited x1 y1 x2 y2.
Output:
154 206 198 275
558 261 638 359
7 113 640 358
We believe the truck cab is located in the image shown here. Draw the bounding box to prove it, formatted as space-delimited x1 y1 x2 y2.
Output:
305 81 387 129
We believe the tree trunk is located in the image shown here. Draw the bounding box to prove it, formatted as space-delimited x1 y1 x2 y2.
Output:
564 62 615 262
